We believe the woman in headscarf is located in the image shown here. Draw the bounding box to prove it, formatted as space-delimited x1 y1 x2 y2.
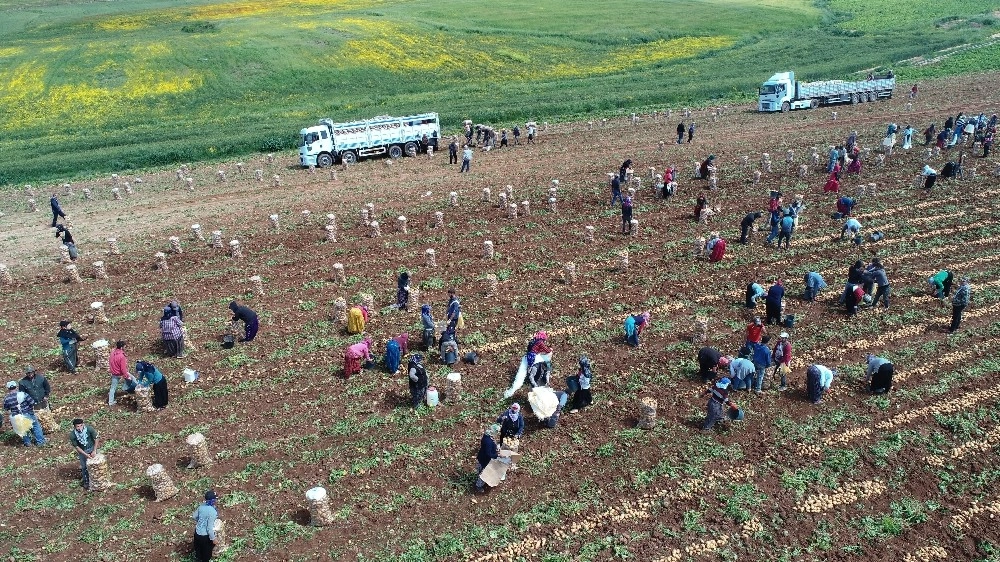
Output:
159 308 184 359
693 194 708 221
496 404 524 444
619 159 633 183
624 311 651 347
474 424 500 494
699 154 715 179
343 338 372 378
806 364 835 404
846 153 863 175
702 377 733 430
396 271 411 311
136 360 169 409
569 356 593 412
420 304 435 351
708 234 727 262
407 354 428 408
504 331 552 398
56 320 86 374
384 338 402 373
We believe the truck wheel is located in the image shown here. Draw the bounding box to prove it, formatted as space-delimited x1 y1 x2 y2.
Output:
341 150 358 164
810 99 820 110
404 142 417 157
851 93 860 105
780 102 790 113
316 153 333 168
388 145 403 159
868 91 877 102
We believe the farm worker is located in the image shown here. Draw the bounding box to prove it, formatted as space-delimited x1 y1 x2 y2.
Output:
902 125 914 149
446 288 462 332
885 122 897 140
772 333 792 391
806 364 835 404
610 174 623 206
728 356 756 391
745 280 766 308
135 360 168 409
4 380 45 446
950 277 972 333
826 146 838 173
788 195 806 226
448 138 458 164
764 280 784 326
407 354 428 408
698 155 715 179
694 195 709 221
739 211 763 244
512 125 521 145
57 320 86 374
396 271 411 311
107 340 136 406
803 272 827 302
697 348 725 382
845 131 857 153
569 356 594 412
863 257 891 309
745 317 765 344
823 176 840 193
420 304 435 351
346 305 366 335
618 159 633 184
983 129 994 158
687 122 696 143
676 122 686 144
50 193 67 228
707 233 727 262
936 128 950 149
624 311 651 347
459 145 472 173
910 83 918 99
952 114 966 145
473 425 501 493
865 354 893 394
751 336 773 394
846 284 869 316
701 377 734 431
343 338 373 378
164 300 184 321
922 164 937 189
496 404 524 444
841 218 862 240
621 196 634 234
846 154 863 175
504 331 552 398
500 129 509 148
228 301 259 342
384 338 401 373
777 213 795 249
192 490 219 562
928 270 954 299
526 123 536 144
69 418 100 489
840 260 867 305
765 208 781 246
19 365 50 410
55 224 79 261
464 124 473 144
923 123 936 146
160 309 185 359
440 328 459 366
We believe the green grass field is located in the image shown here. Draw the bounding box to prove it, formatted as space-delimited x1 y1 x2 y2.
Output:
0 0 996 185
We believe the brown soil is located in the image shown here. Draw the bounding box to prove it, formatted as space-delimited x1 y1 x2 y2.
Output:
1 75 998 562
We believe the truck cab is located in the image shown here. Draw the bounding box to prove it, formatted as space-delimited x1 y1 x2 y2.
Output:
299 123 335 168
758 72 794 113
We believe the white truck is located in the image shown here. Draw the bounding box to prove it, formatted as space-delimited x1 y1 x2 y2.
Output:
758 71 895 113
298 112 440 167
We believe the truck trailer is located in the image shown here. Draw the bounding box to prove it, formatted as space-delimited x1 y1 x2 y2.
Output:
298 113 440 167
758 71 895 113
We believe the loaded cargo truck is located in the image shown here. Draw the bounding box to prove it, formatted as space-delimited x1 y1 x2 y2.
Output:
758 71 895 113
298 113 440 167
